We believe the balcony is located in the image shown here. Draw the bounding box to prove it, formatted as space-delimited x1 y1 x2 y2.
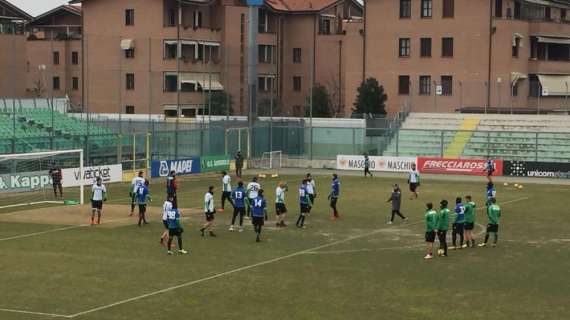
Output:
528 59 570 74
529 21 570 37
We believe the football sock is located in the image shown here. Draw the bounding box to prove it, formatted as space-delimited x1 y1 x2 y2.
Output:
178 237 183 250
493 234 498 244
484 234 489 244
167 238 173 250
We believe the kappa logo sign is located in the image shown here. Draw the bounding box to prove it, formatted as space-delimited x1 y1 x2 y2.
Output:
336 155 416 172
0 172 52 191
417 157 503 176
151 157 201 178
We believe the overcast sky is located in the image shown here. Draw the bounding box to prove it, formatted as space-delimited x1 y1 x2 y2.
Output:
9 0 70 17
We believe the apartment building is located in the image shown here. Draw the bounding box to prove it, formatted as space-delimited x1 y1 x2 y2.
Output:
26 5 83 108
68 0 363 116
365 0 570 114
0 0 30 98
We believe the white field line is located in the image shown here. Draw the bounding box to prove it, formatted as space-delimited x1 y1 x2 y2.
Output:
0 307 68 318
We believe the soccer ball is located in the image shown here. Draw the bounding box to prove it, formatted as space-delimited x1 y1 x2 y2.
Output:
503 182 509 186
437 249 444 256
514 183 519 187
518 185 523 189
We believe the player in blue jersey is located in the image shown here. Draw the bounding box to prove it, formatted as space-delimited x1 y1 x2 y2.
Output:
165 207 188 255
486 182 496 206
136 180 151 227
450 197 465 250
229 181 247 232
296 180 312 228
251 189 267 242
329 174 340 220
484 158 495 183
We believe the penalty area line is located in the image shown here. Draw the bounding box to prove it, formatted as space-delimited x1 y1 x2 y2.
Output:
0 307 69 318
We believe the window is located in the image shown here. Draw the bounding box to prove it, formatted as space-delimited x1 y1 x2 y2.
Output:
442 37 454 57
319 17 331 34
167 9 176 26
420 38 432 57
443 0 454 18
53 77 60 90
125 9 134 26
399 38 410 57
126 73 135 90
441 75 453 95
125 105 135 114
72 77 79 90
53 51 59 65
512 82 519 96
71 51 79 65
512 37 520 57
514 1 521 19
495 0 503 18
259 45 274 64
258 76 275 92
419 75 431 95
562 9 567 21
193 10 202 29
545 7 551 20
398 75 410 95
293 76 301 91
164 74 177 92
124 48 134 58
400 0 411 18
259 9 268 33
421 0 432 18
293 48 302 63
165 42 177 59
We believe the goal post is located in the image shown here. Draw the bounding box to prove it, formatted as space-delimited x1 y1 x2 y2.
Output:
260 151 282 170
0 149 84 210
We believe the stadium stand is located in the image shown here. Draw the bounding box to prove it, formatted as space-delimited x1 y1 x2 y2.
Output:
383 113 570 162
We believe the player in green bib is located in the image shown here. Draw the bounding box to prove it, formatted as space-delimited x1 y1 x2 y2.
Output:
437 200 450 257
479 198 501 247
424 203 438 259
463 195 477 247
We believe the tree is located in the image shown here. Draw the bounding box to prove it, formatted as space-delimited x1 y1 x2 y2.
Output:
29 80 46 98
205 91 233 116
306 84 333 118
257 98 280 117
353 77 387 116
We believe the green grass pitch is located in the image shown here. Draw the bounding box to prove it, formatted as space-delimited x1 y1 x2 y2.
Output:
0 173 568 320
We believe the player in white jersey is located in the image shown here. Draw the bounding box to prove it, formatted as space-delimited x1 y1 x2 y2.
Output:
160 195 174 246
220 171 233 212
275 181 288 227
246 177 261 219
408 163 420 200
91 177 107 225
200 186 217 237
305 173 316 214
130 171 145 216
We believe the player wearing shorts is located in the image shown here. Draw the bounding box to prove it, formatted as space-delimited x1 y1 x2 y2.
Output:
160 195 174 246
166 207 188 255
130 171 145 216
275 181 288 227
451 197 465 250
305 173 316 212
220 171 233 212
48 165 63 198
363 154 373 177
166 170 178 209
479 198 501 247
386 184 407 224
486 182 496 206
484 158 495 183
437 200 450 257
200 186 217 237
463 195 477 247
424 202 438 259
229 181 246 232
91 177 107 225
251 189 267 242
296 180 312 228
136 180 151 227
329 174 340 220
246 177 261 219
408 164 420 200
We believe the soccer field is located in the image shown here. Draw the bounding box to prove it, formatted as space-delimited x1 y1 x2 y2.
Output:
0 172 568 320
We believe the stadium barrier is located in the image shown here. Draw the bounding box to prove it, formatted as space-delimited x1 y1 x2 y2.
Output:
200 156 231 173
150 157 201 178
417 157 504 176
503 161 570 179
62 164 122 187
336 155 417 172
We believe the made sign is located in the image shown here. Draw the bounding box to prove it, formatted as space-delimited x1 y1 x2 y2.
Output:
0 171 52 192
151 157 201 178
337 155 417 172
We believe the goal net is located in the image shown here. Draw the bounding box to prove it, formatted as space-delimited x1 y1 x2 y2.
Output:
260 151 282 170
0 149 84 210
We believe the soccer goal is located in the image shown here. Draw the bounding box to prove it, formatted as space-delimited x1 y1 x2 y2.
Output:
260 151 282 170
0 149 84 210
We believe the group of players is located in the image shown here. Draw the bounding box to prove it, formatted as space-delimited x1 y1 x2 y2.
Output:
88 157 502 258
